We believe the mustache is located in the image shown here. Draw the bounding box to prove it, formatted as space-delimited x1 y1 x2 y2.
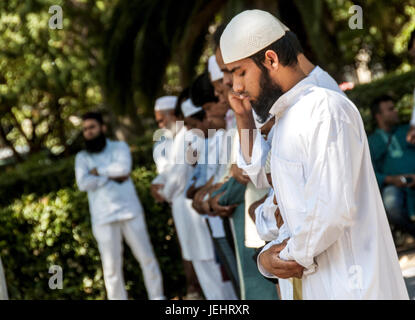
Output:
230 89 250 99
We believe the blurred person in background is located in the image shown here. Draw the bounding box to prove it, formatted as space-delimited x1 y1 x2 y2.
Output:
369 95 415 236
0 256 8 300
75 112 164 300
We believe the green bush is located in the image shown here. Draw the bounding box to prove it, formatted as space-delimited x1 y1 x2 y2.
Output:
0 166 185 300
0 138 157 206
347 69 415 133
0 154 76 206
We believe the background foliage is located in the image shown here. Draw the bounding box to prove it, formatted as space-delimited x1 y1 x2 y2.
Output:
0 163 185 300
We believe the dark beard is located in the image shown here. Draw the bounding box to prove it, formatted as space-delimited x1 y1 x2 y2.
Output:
251 69 284 124
84 133 107 153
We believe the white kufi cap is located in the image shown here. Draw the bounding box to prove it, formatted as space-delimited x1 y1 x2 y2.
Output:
220 10 289 64
208 55 223 82
181 99 203 118
154 96 178 111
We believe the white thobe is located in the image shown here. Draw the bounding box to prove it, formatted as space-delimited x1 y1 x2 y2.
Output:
153 137 172 174
0 257 8 300
259 77 408 299
153 126 215 261
75 140 164 300
75 139 144 226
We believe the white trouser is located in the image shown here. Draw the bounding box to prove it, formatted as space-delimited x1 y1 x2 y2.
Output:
92 215 164 300
0 257 8 300
279 279 294 300
192 260 238 300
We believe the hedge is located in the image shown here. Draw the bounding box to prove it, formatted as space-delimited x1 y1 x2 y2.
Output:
0 166 185 300
0 134 156 206
346 69 415 132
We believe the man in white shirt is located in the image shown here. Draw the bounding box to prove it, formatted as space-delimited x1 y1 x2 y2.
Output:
0 257 8 300
220 9 409 299
75 112 164 300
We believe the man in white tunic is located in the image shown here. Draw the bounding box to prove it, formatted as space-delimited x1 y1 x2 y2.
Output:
0 257 8 300
220 9 409 299
75 112 164 300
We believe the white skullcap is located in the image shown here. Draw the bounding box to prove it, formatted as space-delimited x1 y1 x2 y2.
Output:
208 55 223 82
154 96 177 111
220 9 290 64
253 109 274 129
181 99 203 118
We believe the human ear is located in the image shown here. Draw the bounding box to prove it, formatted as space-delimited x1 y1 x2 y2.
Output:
265 50 279 70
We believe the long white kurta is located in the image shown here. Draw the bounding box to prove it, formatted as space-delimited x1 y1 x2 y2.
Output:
0 257 8 300
259 77 408 299
75 139 144 226
152 126 214 261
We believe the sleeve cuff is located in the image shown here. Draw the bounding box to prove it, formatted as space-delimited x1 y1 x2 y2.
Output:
254 203 279 242
96 166 107 177
152 174 166 185
279 246 318 276
96 175 109 187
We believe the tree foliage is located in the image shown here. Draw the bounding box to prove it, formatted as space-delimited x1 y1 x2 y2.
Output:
0 0 116 157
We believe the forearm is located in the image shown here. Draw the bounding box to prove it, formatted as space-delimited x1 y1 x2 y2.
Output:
97 163 131 178
76 174 108 192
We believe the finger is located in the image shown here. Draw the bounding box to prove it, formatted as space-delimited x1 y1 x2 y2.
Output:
408 181 415 188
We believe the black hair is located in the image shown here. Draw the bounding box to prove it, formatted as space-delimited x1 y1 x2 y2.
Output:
370 95 395 120
250 31 303 71
409 29 415 51
213 23 226 50
190 71 218 107
174 87 190 118
190 109 206 121
82 111 104 125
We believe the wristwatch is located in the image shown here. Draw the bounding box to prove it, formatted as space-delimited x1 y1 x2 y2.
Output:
400 176 407 184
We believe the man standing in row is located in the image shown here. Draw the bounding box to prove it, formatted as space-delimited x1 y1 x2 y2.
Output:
75 112 164 300
220 9 408 299
0 257 8 300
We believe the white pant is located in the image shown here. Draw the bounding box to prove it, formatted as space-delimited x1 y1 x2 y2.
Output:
192 260 238 300
92 215 164 300
0 257 8 300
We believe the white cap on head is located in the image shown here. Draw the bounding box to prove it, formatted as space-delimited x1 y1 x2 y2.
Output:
154 96 178 111
220 9 290 64
252 109 274 129
181 99 203 118
208 55 224 82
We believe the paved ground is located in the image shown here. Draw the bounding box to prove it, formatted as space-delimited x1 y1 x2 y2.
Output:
397 235 415 299
399 249 415 299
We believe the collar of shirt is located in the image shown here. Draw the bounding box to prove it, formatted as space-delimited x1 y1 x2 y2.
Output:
269 76 316 121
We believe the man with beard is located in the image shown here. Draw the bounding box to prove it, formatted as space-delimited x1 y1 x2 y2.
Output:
75 112 164 300
369 95 415 230
220 9 408 299
152 96 178 177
